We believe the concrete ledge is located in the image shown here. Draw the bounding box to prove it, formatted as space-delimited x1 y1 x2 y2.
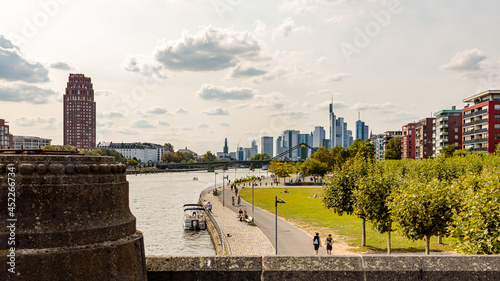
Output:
146 255 500 281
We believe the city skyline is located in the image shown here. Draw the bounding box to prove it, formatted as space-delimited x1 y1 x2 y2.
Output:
2 1 500 153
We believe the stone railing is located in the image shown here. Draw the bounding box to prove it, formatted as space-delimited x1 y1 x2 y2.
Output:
146 255 500 281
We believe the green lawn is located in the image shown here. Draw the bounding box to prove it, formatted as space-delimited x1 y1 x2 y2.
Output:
239 187 454 254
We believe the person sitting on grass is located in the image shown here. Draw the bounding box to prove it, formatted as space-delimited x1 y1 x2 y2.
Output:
283 189 290 193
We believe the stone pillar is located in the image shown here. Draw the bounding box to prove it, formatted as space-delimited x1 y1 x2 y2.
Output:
0 153 146 280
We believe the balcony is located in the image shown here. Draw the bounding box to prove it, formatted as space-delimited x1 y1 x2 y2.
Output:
463 118 488 127
463 138 488 145
463 109 488 118
463 128 488 136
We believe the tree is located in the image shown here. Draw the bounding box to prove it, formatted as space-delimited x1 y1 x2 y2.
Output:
355 166 398 254
202 151 217 162
249 153 271 161
311 146 334 169
439 144 459 158
164 143 174 152
127 158 139 168
301 158 329 178
354 140 376 162
390 178 459 254
83 148 127 164
331 146 349 170
449 171 500 254
383 137 402 160
347 139 365 158
268 160 296 183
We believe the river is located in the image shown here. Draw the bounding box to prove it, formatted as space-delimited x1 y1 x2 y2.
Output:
128 168 268 256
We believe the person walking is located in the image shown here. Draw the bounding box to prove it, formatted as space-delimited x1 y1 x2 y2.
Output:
237 194 241 206
232 195 235 206
313 233 321 255
208 202 212 213
325 234 333 255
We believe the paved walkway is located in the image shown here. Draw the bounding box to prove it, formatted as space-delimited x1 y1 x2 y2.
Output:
201 192 274 256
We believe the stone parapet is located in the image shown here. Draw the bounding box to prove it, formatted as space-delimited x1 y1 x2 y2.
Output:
147 255 500 281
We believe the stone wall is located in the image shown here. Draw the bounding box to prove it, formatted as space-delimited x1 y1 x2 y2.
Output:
147 255 500 281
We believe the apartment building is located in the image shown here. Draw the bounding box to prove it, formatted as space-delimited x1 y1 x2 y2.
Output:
433 107 462 156
402 123 419 159
415 118 435 160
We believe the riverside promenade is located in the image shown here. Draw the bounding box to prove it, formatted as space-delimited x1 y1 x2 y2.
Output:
201 174 352 256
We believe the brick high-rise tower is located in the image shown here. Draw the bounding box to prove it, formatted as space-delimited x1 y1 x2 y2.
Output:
63 73 96 150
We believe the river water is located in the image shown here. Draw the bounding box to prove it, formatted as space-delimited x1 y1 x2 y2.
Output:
128 168 268 256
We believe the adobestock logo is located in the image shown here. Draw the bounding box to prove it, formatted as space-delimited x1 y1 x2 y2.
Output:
340 0 403 64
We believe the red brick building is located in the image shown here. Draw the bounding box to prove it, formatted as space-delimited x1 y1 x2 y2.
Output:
462 90 500 153
63 74 96 150
415 117 435 160
433 107 462 156
0 119 13 148
402 122 419 159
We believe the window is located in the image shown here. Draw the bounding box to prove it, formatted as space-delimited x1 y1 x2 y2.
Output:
455 128 458 133
495 104 500 110
496 115 500 120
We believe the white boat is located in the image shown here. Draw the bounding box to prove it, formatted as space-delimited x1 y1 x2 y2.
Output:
183 204 206 230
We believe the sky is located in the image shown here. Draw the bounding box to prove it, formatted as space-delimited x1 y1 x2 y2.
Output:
2 0 500 154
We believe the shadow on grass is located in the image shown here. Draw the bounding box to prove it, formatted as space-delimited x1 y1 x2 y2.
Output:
356 245 449 254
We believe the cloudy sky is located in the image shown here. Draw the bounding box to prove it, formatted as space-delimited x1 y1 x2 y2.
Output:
2 0 500 154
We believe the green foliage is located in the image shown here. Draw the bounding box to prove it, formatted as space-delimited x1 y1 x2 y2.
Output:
311 146 333 168
383 136 402 160
161 151 195 163
163 143 174 151
439 144 459 158
268 160 296 182
250 153 271 161
43 145 77 151
127 158 139 167
83 148 127 164
201 151 217 162
300 158 329 177
449 171 500 254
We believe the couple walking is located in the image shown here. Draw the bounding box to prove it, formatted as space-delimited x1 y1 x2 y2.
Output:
313 233 333 255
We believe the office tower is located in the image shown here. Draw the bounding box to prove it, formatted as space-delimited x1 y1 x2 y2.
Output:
346 129 354 147
223 138 229 154
276 136 283 156
251 139 258 156
312 126 325 148
63 73 96 150
298 133 311 157
415 118 435 160
0 119 13 148
261 136 273 157
329 101 348 148
356 119 369 141
282 130 300 159
462 90 500 153
433 106 462 156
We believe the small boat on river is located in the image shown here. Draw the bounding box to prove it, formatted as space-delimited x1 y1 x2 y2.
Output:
183 204 206 230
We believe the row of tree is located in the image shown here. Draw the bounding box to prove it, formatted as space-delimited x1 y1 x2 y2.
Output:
323 150 500 255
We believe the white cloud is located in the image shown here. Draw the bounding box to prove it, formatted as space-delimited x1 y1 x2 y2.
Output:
220 122 230 127
440 48 486 72
0 83 59 104
230 64 268 78
15 117 57 130
97 120 113 128
203 107 229 115
175 107 188 114
95 89 114 97
48 61 74 71
139 106 169 116
316 100 348 110
352 102 397 111
324 15 348 24
252 92 287 110
197 123 209 128
154 25 264 71
122 55 167 79
131 119 156 128
157 120 170 127
197 84 256 100
97 111 125 119
267 111 309 119
117 128 138 135
325 73 351 82
316 56 329 65
279 0 318 15
273 18 311 40
0 35 49 83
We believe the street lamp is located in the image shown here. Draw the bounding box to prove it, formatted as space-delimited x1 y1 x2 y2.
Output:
251 183 255 225
275 196 286 255
215 172 218 195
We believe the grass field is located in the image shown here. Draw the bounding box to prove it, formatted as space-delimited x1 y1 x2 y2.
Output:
238 187 454 254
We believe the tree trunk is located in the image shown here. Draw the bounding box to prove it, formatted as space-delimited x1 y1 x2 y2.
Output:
438 234 442 244
362 218 366 246
425 235 430 255
387 227 391 255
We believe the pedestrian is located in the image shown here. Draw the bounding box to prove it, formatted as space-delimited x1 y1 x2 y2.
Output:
231 185 233 192
238 209 243 221
325 234 333 255
237 194 241 206
232 196 235 206
208 202 212 213
313 232 321 255
235 186 238 195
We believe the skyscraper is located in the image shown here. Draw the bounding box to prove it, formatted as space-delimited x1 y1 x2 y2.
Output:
282 130 300 159
261 136 273 157
356 119 369 141
63 73 96 150
251 139 258 156
312 126 325 148
329 101 348 148
223 138 228 154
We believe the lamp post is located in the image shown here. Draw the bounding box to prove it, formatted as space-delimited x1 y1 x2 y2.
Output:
275 196 286 255
251 183 255 225
215 172 218 194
